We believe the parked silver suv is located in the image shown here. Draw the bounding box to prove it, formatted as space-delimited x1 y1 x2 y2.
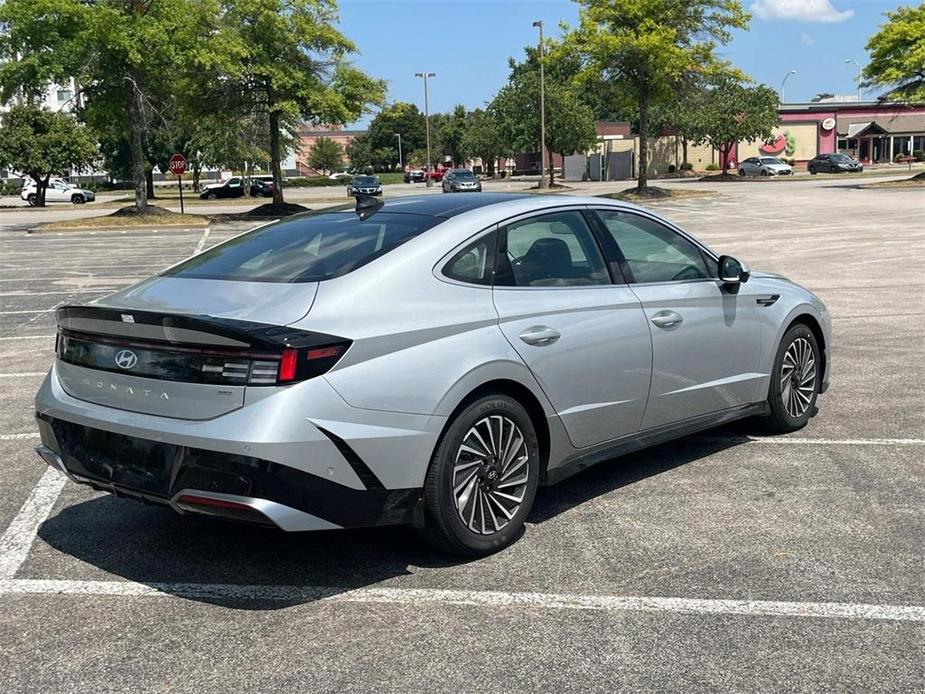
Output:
35 194 830 555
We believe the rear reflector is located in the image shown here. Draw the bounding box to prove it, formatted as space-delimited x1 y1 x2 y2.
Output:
176 494 251 511
277 348 299 382
307 345 344 360
175 494 272 525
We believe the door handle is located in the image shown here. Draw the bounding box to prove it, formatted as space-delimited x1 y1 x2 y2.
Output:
651 310 683 330
519 326 561 346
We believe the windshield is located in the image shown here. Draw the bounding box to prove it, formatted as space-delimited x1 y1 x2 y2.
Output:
760 157 784 165
831 154 853 163
163 211 440 283
354 176 377 185
454 171 476 181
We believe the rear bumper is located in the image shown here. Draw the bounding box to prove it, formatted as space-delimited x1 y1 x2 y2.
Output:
35 413 420 531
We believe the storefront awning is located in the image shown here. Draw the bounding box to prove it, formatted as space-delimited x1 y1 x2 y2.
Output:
844 122 886 138
838 114 925 137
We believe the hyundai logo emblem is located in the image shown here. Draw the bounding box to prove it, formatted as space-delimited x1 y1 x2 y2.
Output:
114 349 138 370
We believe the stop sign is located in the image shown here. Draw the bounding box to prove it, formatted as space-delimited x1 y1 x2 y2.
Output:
168 153 187 176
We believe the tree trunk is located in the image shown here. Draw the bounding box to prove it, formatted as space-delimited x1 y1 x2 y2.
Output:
125 81 148 211
637 91 649 191
682 137 689 167
548 153 556 188
192 162 201 192
269 110 284 205
31 174 49 207
145 168 156 199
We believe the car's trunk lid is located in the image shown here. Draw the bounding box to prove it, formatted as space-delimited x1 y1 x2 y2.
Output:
54 279 320 420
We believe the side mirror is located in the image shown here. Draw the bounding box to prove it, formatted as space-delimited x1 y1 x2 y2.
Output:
718 255 750 284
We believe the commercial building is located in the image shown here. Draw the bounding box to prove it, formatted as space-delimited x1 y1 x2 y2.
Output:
737 101 925 165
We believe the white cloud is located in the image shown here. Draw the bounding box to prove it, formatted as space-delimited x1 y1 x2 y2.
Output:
800 32 815 45
751 0 854 23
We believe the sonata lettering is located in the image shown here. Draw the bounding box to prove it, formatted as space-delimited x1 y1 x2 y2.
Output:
82 378 169 400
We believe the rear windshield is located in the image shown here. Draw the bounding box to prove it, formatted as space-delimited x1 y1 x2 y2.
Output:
163 211 440 283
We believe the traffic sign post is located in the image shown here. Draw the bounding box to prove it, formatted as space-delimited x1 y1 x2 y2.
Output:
168 154 188 214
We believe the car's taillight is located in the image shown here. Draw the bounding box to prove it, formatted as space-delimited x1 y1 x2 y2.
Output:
249 341 350 386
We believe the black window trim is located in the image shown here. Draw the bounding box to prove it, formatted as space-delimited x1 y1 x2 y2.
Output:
589 207 721 287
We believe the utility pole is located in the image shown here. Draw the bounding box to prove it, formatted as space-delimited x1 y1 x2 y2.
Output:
533 20 547 189
845 59 862 102
415 72 436 187
394 132 403 170
780 69 796 104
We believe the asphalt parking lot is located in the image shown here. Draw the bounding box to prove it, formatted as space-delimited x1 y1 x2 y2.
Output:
0 177 922 692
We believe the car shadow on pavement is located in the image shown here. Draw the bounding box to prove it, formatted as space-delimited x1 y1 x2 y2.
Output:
36 423 756 610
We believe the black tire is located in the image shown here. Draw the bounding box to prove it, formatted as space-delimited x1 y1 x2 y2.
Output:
762 323 820 433
809 166 816 175
760 169 769 176
206 192 218 200
26 193 37 206
421 394 540 556
738 169 746 177
71 194 85 205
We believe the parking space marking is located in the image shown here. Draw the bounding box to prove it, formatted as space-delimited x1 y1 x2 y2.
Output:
0 335 54 341
0 432 39 441
194 228 211 254
0 579 922 622
694 435 925 446
0 468 66 580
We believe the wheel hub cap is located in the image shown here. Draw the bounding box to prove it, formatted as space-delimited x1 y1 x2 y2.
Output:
780 337 817 419
452 415 529 535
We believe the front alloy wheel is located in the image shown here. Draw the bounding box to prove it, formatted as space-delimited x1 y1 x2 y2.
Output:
763 324 820 433
422 394 539 556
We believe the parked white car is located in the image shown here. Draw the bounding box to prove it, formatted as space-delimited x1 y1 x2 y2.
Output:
738 157 793 177
21 178 96 205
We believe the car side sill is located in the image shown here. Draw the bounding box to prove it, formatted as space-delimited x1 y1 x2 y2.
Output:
542 402 770 486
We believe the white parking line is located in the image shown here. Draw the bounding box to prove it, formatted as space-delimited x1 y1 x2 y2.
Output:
693 435 925 446
0 335 54 341
0 432 40 441
0 372 46 378
0 468 66 580
194 228 211 254
0 579 922 622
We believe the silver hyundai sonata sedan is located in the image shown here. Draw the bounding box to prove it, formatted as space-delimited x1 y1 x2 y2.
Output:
34 193 830 555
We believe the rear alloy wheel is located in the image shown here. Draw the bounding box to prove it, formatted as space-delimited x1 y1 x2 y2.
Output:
763 324 820 433
739 169 746 177
421 394 539 556
809 166 816 175
206 192 218 200
26 193 37 206
760 169 769 176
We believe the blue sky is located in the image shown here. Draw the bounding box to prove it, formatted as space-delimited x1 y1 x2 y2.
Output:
337 0 906 126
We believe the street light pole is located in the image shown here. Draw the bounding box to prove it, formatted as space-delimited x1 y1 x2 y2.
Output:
533 20 547 189
394 132 403 170
845 59 862 102
415 72 436 187
780 69 797 104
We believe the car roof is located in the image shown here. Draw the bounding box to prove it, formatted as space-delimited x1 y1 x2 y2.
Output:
366 192 532 218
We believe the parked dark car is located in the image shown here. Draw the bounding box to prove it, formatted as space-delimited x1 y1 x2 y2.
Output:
808 153 863 174
347 175 382 197
403 169 427 183
442 169 482 193
200 176 275 199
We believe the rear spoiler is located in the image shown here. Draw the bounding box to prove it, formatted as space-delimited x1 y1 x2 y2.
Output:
55 305 343 352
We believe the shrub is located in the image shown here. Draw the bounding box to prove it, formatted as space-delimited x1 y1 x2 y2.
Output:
705 163 720 171
680 162 694 171
912 150 925 162
0 179 24 196
894 152 907 163
282 176 351 188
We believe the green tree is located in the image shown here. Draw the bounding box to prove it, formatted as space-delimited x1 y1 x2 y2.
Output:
208 0 385 204
683 74 778 173
490 48 598 186
569 0 749 191
440 104 470 165
307 136 343 175
459 109 507 176
863 4 925 102
0 103 96 206
366 102 426 169
0 0 219 212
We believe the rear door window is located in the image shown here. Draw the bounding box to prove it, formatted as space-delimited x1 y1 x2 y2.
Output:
164 211 441 283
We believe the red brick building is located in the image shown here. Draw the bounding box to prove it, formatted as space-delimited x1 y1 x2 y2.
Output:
295 124 366 176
